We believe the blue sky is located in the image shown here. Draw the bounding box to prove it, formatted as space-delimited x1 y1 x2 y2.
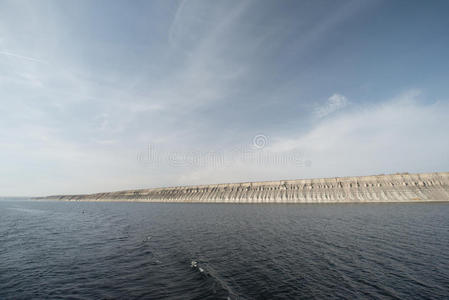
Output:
1 0 449 196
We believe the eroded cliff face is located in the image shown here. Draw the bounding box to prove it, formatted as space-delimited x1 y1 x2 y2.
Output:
42 172 449 203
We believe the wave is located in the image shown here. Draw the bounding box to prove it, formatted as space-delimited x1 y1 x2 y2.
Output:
7 207 47 214
191 260 241 300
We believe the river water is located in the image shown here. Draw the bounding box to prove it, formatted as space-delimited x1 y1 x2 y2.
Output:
1 200 448 299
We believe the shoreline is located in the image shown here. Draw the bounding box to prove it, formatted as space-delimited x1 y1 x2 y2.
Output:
34 172 449 204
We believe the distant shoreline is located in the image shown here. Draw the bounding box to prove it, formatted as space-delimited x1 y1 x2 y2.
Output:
34 172 449 204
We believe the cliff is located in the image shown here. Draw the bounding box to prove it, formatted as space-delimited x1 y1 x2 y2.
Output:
37 172 449 203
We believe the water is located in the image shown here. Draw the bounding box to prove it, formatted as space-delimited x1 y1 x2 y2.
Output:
1 200 448 299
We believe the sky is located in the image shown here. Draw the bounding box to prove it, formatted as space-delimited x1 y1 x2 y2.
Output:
1 0 449 196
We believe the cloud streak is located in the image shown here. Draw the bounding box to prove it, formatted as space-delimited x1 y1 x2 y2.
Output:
0 51 47 64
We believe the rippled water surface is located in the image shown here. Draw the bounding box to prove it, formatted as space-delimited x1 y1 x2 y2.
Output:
1 200 448 299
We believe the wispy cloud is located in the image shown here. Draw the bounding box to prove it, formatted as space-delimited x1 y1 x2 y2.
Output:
316 93 349 118
0 51 47 64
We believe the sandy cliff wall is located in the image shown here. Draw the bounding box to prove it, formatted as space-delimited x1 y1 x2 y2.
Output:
41 172 449 203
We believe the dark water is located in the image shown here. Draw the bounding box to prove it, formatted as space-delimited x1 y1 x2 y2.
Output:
1 201 448 299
